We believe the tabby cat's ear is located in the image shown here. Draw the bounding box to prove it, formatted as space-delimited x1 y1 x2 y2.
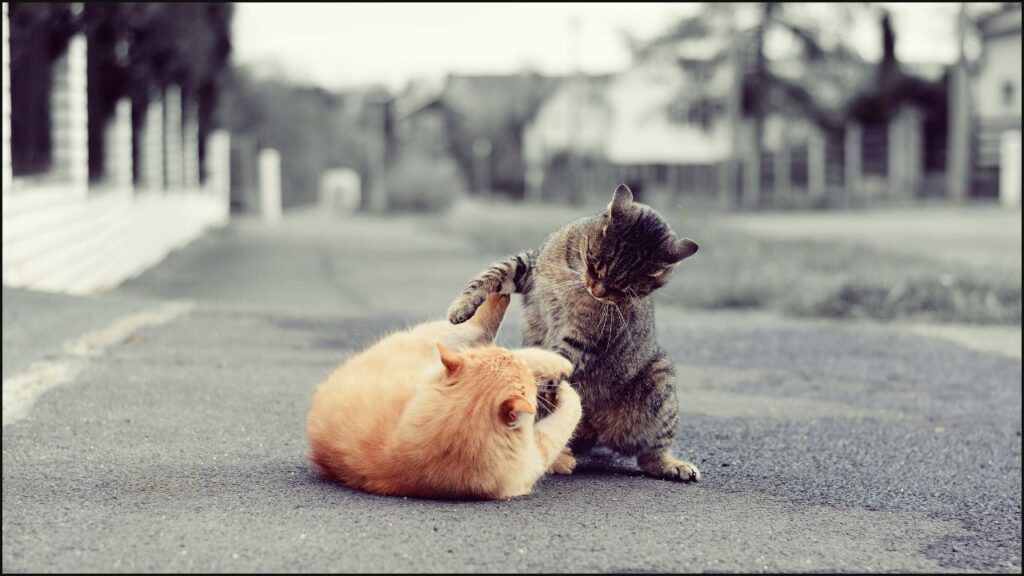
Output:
608 184 633 217
666 237 699 263
500 395 536 429
437 343 463 376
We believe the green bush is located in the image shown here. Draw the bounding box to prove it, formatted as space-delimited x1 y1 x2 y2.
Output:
421 200 1022 326
384 153 466 213
794 275 1023 324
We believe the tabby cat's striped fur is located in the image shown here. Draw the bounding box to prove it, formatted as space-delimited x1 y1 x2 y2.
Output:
448 184 702 482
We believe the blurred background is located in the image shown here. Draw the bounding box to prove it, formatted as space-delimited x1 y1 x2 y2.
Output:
1 1 1021 325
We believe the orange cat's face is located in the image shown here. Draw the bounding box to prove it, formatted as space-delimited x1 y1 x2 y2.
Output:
437 344 538 429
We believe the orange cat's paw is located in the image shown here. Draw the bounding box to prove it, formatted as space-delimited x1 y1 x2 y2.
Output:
469 292 510 339
548 447 577 475
555 381 582 419
514 348 572 383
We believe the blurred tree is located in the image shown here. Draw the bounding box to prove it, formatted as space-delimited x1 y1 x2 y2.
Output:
217 67 370 208
8 2 76 175
847 9 946 125
7 2 232 180
639 3 864 207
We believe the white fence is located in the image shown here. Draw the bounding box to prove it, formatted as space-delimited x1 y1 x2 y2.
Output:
1 14 234 295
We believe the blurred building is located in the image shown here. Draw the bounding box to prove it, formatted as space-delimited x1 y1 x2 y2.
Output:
522 74 610 201
520 3 1021 210
970 4 1022 203
524 35 738 205
390 71 560 199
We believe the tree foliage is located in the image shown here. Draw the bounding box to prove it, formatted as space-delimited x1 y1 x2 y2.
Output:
217 67 370 207
640 3 864 131
7 2 233 178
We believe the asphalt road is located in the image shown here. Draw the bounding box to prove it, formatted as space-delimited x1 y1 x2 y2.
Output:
3 209 1021 572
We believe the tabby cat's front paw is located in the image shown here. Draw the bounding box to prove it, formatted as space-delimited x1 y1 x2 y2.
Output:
447 294 485 325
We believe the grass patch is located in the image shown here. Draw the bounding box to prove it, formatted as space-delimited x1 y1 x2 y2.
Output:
424 199 1022 325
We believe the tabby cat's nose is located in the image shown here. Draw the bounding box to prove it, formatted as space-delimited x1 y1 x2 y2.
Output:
591 281 608 299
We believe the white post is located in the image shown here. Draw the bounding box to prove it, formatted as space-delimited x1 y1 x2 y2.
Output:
103 98 133 192
138 91 164 192
808 126 826 204
163 85 183 191
887 108 920 201
742 123 761 209
182 99 200 191
887 112 900 200
844 123 862 206
207 130 231 224
259 148 281 224
50 34 89 196
774 138 791 208
1001 130 1022 208
908 108 923 200
2 2 12 196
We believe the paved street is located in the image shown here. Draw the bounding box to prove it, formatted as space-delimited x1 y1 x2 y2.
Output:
3 208 1021 572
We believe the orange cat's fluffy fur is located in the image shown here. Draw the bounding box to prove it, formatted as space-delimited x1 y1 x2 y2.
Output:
306 293 583 500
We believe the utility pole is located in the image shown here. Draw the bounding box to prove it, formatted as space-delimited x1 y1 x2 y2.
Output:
947 2 971 203
567 16 583 205
721 6 743 209
366 94 389 212
472 137 491 199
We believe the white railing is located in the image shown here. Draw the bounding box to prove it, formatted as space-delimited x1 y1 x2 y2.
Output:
1 11 232 295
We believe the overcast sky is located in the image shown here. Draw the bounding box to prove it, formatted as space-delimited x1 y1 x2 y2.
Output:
232 2 963 90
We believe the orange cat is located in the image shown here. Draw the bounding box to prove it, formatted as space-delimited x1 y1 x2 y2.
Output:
306 293 582 500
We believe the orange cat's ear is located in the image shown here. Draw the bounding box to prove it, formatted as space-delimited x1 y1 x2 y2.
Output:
437 343 463 376
500 396 536 429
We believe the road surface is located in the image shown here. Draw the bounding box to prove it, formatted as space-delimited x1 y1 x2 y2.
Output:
3 209 1021 572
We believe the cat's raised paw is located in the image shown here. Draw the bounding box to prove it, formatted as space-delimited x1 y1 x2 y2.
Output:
447 298 481 325
514 348 573 383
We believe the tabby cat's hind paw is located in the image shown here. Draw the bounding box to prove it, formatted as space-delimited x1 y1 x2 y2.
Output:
639 453 701 483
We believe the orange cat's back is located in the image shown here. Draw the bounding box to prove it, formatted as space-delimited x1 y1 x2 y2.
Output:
305 293 581 500
306 329 438 487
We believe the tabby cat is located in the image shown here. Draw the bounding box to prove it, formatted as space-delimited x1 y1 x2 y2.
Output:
448 184 701 481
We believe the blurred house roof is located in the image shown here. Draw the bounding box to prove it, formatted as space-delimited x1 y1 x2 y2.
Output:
976 3 1022 39
523 74 613 161
770 55 873 120
390 76 444 120
392 72 564 133
440 73 562 133
602 55 733 164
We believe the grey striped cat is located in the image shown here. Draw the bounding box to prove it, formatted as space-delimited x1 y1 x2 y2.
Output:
447 184 701 482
